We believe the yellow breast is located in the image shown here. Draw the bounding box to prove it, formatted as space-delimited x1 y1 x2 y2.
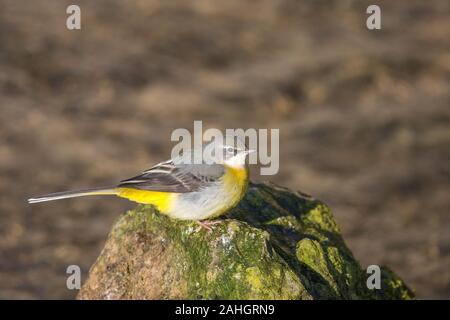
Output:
223 165 248 191
217 164 249 214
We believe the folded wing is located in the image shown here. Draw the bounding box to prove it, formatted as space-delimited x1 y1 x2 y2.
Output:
117 160 222 193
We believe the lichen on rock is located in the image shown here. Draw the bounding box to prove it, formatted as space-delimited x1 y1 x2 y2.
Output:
77 182 414 300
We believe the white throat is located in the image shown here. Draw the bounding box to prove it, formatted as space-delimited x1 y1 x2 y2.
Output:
224 153 247 168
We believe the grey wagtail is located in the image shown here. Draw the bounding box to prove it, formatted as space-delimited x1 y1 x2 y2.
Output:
28 138 255 229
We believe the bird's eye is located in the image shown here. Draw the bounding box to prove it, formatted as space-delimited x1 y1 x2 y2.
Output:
226 146 234 153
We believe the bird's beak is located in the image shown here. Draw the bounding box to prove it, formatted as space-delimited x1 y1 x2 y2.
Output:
245 149 256 155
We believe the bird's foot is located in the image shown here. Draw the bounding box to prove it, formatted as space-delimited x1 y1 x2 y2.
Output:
195 220 222 233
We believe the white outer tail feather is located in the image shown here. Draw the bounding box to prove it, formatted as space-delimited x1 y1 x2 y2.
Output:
27 188 117 204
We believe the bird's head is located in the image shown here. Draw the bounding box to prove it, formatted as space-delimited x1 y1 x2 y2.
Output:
221 145 255 168
204 136 255 168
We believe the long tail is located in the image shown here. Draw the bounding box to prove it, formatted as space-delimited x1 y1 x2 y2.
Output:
27 187 118 204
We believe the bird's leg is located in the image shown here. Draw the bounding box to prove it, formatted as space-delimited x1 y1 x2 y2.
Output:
195 220 222 232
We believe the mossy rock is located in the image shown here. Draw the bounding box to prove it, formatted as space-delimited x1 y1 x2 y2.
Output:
77 182 414 299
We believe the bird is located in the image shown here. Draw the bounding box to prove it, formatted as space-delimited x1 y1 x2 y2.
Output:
27 138 254 230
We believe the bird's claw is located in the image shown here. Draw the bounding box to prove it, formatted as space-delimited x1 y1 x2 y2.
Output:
195 220 222 233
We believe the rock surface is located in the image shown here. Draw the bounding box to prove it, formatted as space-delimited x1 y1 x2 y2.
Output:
78 182 414 300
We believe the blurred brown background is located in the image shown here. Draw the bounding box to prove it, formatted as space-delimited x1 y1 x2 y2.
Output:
0 0 449 299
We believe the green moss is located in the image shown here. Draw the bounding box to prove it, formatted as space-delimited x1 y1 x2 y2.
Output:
303 204 340 234
296 238 339 296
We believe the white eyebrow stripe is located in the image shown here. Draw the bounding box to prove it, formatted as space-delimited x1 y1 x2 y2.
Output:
145 169 172 174
119 179 149 184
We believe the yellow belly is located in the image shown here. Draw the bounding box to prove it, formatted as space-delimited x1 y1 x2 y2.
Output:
117 188 175 213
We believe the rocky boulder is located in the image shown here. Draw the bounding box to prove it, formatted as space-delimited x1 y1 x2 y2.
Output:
78 182 413 299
